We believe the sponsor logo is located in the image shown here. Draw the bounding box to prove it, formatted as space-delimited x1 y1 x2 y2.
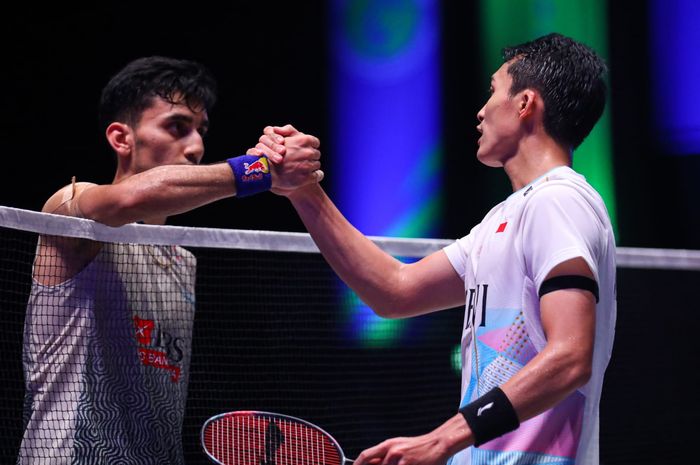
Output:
138 348 181 382
496 221 507 233
465 284 488 330
477 402 494 416
133 315 185 383
243 157 270 175
134 316 154 346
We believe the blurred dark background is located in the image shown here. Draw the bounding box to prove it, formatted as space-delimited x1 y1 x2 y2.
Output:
1 1 699 249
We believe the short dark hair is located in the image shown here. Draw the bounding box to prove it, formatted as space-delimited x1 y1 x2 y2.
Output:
98 56 218 130
503 33 607 150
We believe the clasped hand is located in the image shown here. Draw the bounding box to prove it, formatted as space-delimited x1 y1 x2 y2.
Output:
247 124 323 196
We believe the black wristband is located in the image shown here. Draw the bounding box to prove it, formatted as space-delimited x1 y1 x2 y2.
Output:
458 387 520 447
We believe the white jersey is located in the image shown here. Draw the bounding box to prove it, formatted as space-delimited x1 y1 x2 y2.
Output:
20 243 196 465
444 166 616 465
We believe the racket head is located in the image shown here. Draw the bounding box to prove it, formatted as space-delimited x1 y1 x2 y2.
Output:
201 410 347 465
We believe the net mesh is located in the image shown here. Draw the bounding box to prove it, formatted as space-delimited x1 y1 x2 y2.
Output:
0 206 699 464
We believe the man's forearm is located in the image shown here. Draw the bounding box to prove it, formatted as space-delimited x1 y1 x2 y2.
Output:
287 184 408 316
78 163 236 226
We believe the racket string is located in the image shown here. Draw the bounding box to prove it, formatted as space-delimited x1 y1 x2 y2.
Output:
205 413 343 465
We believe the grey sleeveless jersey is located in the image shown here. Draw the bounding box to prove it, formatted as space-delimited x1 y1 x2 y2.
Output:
19 243 196 464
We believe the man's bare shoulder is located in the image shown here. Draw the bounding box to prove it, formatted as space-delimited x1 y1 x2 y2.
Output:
42 180 99 217
33 180 103 285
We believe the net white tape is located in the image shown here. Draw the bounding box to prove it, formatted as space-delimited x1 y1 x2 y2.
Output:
2 206 698 269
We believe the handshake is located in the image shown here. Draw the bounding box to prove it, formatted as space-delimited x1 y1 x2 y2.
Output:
244 124 323 197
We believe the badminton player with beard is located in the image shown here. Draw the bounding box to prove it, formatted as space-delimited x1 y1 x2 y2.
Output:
254 33 616 465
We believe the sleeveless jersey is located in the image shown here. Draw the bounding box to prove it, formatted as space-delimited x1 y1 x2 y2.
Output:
20 243 196 464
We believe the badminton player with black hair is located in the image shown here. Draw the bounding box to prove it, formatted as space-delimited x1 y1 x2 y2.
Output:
20 56 323 464
255 33 616 465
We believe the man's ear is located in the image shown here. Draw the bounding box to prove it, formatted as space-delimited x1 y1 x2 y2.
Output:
517 89 539 119
105 122 133 157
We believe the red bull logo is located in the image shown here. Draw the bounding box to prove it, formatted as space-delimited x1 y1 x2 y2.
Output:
243 157 269 175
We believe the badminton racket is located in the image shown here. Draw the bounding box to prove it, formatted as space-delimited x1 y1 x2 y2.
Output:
202 410 354 465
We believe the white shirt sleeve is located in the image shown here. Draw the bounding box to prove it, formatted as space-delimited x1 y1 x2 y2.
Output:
520 183 604 292
442 223 480 280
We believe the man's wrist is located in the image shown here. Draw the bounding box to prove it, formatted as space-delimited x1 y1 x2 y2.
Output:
284 182 323 202
227 155 272 197
458 387 520 447
437 413 477 457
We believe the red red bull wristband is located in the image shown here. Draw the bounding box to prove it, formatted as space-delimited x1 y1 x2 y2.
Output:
227 155 272 198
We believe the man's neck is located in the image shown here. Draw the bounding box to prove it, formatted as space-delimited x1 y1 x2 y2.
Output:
502 137 572 191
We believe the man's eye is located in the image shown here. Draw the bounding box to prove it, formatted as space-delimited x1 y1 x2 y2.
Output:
169 122 188 136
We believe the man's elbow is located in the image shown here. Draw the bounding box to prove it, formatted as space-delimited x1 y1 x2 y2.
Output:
370 293 436 319
85 192 142 227
369 294 413 319
370 304 403 319
569 360 592 389
563 351 593 390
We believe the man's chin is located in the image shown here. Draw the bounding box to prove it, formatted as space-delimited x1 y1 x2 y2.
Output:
476 150 503 168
